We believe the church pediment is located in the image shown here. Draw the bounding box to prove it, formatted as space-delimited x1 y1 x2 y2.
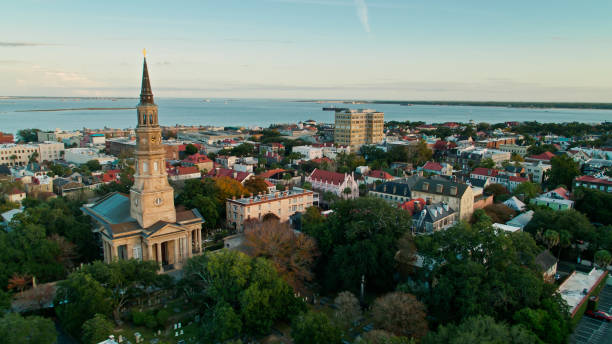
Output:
145 222 187 239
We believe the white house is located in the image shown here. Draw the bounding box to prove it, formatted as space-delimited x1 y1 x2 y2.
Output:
292 146 323 161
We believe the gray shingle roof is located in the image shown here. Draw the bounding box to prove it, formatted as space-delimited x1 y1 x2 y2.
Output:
412 177 469 198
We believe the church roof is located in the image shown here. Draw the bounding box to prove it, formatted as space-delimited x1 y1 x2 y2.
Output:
139 57 154 105
81 192 204 238
86 192 133 224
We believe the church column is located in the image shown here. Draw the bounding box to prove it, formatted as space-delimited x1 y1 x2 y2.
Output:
147 243 153 261
112 244 118 261
156 242 162 271
126 244 132 259
103 241 109 263
187 231 193 258
197 228 202 253
174 239 179 266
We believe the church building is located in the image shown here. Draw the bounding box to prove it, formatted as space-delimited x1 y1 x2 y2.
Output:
83 55 204 272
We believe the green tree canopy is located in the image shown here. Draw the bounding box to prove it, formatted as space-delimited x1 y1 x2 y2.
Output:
573 187 612 226
184 143 198 155
423 315 539 344
82 314 115 344
292 311 342 344
513 181 541 201
0 312 57 344
16 128 40 143
303 197 412 293
181 251 305 340
415 222 571 341
55 272 113 337
547 155 580 189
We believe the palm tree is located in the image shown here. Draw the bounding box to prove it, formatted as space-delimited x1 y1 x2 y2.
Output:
542 230 560 253
557 230 572 261
28 151 39 164
7 274 31 295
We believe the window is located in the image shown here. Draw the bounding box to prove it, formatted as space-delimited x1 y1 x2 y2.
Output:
132 245 142 260
154 162 158 171
143 162 148 172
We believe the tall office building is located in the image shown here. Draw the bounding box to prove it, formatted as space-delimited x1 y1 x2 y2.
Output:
334 109 384 148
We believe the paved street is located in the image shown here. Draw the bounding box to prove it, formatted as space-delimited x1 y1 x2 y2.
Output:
571 280 612 344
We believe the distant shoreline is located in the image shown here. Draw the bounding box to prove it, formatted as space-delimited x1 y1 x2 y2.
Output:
16 107 135 112
295 100 612 110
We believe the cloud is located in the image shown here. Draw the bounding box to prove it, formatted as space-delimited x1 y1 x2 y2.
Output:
354 0 370 33
0 42 46 47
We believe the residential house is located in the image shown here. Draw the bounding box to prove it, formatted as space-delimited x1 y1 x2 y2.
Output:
525 151 555 163
574 175 612 193
521 161 551 184
207 167 253 185
410 177 474 221
306 168 359 199
369 177 419 203
412 202 458 233
531 187 574 211
225 187 316 230
4 188 25 204
167 166 201 181
420 161 452 176
364 170 395 184
182 153 213 172
505 210 534 230
215 155 239 169
292 145 323 161
536 250 558 282
503 196 526 212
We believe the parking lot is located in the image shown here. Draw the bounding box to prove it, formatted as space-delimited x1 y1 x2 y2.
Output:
571 281 612 344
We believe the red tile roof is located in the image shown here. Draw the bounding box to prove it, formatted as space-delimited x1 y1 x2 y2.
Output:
367 170 394 180
258 168 286 179
183 153 212 164
528 151 555 161
207 168 251 182
170 166 200 176
102 169 121 183
509 176 529 183
471 167 500 177
550 187 570 200
422 161 444 171
309 157 334 165
309 168 347 185
9 188 24 195
575 175 612 186
399 198 425 215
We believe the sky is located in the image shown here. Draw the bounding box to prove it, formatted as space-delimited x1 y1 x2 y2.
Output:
1 0 611 101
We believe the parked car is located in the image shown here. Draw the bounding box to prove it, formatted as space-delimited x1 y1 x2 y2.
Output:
585 309 612 322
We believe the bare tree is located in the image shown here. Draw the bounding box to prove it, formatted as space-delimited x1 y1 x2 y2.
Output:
371 292 428 339
49 234 77 270
243 220 318 292
333 291 362 329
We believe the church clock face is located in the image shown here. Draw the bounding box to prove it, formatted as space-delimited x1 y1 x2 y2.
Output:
154 197 163 206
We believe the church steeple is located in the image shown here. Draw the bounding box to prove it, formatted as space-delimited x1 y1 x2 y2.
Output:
139 55 154 105
131 51 176 228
